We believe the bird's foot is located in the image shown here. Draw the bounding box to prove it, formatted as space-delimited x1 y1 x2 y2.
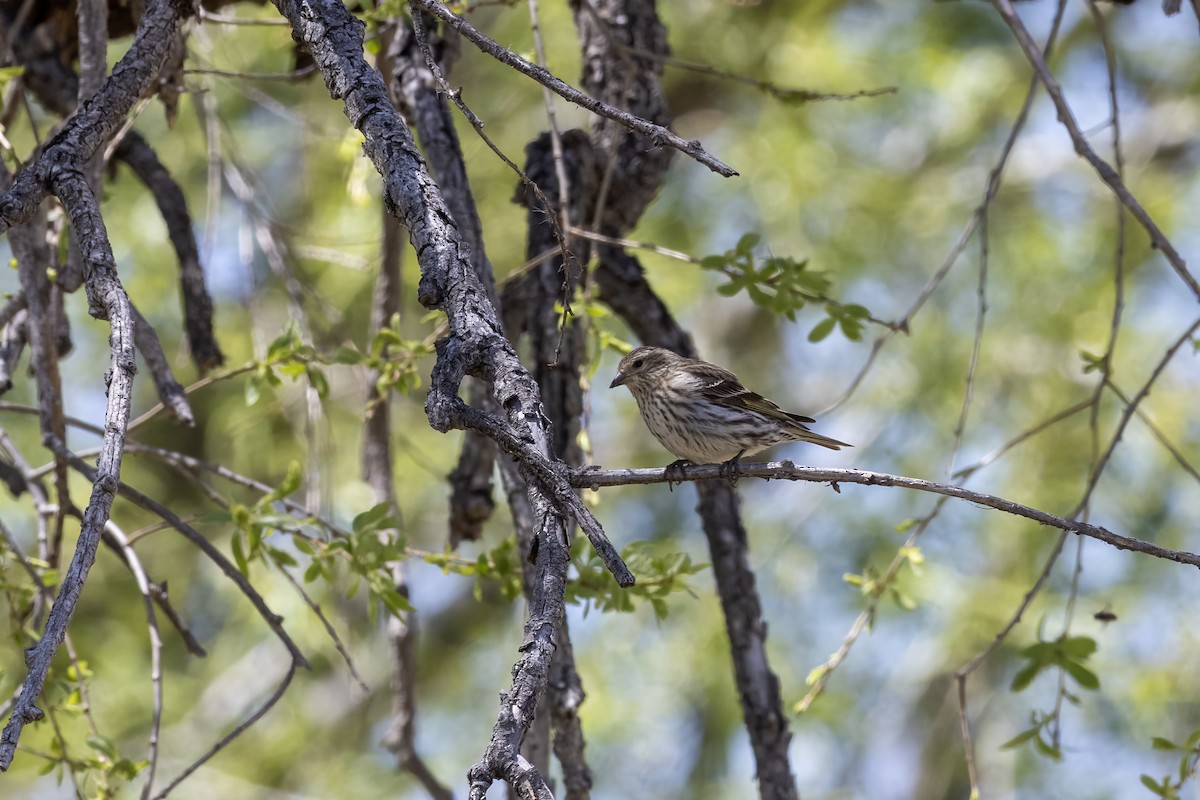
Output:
719 452 745 486
664 459 692 491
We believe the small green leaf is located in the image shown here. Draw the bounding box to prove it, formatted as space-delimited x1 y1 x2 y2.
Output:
332 345 362 364
352 502 396 535
1000 727 1040 750
1010 660 1043 692
735 232 761 254
266 328 297 362
232 533 249 577
808 317 836 343
1139 774 1166 796
1064 660 1100 691
85 735 117 760
1060 636 1097 660
1032 734 1062 761
266 547 298 567
1151 737 1180 751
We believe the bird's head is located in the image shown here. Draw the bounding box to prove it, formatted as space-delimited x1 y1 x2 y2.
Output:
609 346 682 391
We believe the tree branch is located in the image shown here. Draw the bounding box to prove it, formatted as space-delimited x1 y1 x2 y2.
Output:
573 462 1200 568
0 170 139 771
0 0 194 232
409 0 736 177
990 0 1200 301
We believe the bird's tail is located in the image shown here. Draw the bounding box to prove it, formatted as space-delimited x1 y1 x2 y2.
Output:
789 425 851 451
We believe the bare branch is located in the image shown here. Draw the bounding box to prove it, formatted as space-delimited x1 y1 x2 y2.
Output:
410 0 736 177
53 442 309 668
0 170 139 770
0 0 194 232
131 305 195 426
115 132 225 371
150 662 300 800
103 520 164 800
574 462 1200 568
991 0 1200 301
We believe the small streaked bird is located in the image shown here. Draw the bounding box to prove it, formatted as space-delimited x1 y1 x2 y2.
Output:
609 346 849 473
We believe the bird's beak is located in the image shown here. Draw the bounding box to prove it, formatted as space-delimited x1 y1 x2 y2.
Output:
609 371 626 389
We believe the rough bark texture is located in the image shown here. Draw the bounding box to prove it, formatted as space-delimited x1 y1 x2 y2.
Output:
569 1 800 797
268 3 632 797
0 0 197 769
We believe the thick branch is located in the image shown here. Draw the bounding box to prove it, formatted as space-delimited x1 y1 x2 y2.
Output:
269 0 630 586
0 171 138 771
573 462 1200 568
381 17 500 547
0 0 194 232
116 132 226 371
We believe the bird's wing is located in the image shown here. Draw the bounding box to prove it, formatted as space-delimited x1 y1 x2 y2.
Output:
682 361 817 425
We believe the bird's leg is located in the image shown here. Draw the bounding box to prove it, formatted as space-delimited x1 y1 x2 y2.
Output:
719 451 745 486
664 459 692 491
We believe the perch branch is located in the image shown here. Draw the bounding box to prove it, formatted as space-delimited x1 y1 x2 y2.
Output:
573 463 1200 568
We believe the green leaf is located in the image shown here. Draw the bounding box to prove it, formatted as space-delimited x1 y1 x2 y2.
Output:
1064 660 1100 691
808 317 837 343
1000 727 1041 750
257 462 303 509
85 735 118 760
352 502 396 535
266 547 298 567
266 327 297 362
195 510 233 525
716 283 742 297
699 255 728 270
1010 659 1043 692
1060 635 1097 660
332 345 362 364
379 589 414 616
1032 734 1062 761
232 533 249 577
307 365 330 398
735 232 761 254
113 758 148 780
1140 774 1167 796
1152 737 1180 751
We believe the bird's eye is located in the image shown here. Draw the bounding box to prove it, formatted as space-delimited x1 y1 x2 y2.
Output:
632 358 644 369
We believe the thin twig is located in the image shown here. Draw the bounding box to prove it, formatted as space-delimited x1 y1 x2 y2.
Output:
150 663 299 800
991 0 1199 301
103 520 164 800
614 42 897 103
411 0 737 176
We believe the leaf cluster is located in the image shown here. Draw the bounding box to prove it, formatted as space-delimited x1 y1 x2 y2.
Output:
699 233 872 341
1141 729 1200 799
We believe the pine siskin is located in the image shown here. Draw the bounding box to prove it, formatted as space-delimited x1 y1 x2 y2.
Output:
609 346 849 469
